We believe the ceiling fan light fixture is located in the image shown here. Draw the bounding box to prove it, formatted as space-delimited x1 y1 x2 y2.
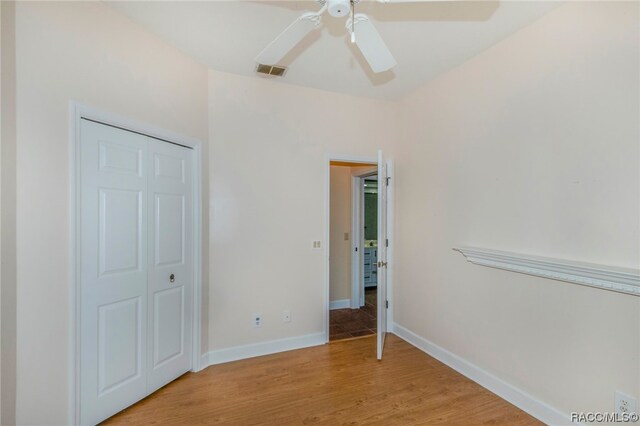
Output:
327 0 351 18
256 0 396 74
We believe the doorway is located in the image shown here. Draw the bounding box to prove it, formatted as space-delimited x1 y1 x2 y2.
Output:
329 162 377 341
325 152 391 359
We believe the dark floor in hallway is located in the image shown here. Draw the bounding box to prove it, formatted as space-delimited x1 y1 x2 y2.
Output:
329 287 377 341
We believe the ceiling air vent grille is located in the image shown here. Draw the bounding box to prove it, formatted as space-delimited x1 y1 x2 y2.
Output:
256 64 287 77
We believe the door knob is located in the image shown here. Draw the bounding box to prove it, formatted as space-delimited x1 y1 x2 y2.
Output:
169 273 175 283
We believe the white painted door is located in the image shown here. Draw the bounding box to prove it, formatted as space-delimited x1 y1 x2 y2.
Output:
80 120 150 425
146 138 193 393
80 119 193 425
377 150 388 360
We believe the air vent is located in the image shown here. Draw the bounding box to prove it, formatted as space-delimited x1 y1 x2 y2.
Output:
256 64 287 77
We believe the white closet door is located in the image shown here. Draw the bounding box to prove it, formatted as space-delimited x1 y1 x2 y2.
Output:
146 138 193 393
80 120 149 425
80 120 194 424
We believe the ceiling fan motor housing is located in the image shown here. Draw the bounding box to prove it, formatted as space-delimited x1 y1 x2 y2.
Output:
327 0 351 18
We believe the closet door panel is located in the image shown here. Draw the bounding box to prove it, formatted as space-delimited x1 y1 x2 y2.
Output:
146 139 193 393
80 120 149 426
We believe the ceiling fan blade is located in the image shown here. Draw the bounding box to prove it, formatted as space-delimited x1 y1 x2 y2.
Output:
350 14 397 73
256 11 322 65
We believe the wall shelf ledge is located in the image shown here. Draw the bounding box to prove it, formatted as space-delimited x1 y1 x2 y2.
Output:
453 247 640 296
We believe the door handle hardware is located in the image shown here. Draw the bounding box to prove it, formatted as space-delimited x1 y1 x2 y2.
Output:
169 273 175 283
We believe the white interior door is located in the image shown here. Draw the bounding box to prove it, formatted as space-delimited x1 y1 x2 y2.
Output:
359 179 366 308
80 120 150 425
80 119 193 424
146 139 193 393
377 150 388 360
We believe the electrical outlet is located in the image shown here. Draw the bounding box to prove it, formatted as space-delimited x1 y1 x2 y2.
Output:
253 314 262 328
344 232 349 241
312 241 322 249
283 310 291 323
615 391 637 416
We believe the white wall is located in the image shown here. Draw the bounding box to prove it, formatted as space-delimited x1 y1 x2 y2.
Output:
12 2 208 424
395 0 639 417
208 70 397 350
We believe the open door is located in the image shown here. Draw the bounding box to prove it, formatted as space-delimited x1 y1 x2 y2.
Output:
376 150 388 360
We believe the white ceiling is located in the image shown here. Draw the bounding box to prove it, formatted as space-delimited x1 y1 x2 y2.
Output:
108 1 561 100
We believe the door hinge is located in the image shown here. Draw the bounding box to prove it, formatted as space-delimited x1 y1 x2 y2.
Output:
355 247 358 252
386 176 390 186
385 300 389 309
385 238 389 247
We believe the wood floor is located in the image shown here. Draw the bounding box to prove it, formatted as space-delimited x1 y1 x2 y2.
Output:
103 334 541 425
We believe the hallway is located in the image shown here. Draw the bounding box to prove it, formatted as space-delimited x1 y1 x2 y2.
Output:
329 287 377 341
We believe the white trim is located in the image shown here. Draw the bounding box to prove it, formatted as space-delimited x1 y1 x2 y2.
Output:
324 157 331 344
69 103 81 425
454 247 640 297
201 333 326 367
325 154 378 344
69 102 204 424
329 299 351 310
392 324 577 426
328 154 379 164
191 148 204 373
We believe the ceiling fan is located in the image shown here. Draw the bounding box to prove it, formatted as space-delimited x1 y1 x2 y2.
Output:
256 0 427 74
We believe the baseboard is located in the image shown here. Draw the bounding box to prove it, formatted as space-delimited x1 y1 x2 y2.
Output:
199 352 210 371
392 323 576 426
200 332 326 367
329 299 350 310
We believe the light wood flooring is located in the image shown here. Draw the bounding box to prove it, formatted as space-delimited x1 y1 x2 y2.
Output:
103 334 540 425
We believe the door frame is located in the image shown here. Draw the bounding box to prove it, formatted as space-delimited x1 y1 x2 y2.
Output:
324 154 394 344
68 102 204 424
351 169 377 309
